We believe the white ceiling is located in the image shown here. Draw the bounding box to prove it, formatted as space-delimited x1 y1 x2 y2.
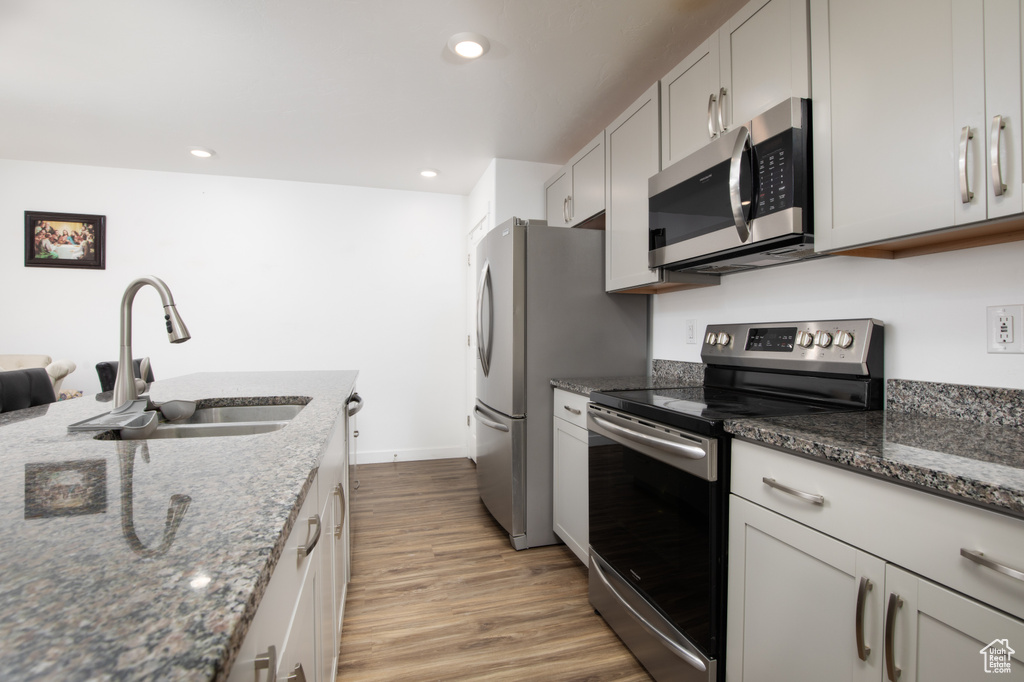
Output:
0 0 747 195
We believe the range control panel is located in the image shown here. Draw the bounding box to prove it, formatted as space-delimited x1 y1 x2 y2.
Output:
701 319 884 376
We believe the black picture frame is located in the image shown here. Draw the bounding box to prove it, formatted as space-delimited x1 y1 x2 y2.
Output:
24 210 106 270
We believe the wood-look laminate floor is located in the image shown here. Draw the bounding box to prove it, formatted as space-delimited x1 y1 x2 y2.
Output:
336 458 653 682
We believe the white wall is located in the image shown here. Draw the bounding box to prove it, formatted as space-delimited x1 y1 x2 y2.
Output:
1 159 468 463
653 240 1024 389
466 158 560 234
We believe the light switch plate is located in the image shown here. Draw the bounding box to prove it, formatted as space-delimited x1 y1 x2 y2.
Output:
987 304 1024 353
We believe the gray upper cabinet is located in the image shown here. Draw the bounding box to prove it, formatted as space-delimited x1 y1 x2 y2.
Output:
811 0 1023 254
605 83 662 292
661 0 810 171
544 132 605 228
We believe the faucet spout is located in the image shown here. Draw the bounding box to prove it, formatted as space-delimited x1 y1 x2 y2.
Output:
113 276 191 409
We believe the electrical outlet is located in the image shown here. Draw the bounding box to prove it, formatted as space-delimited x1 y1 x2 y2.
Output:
987 305 1024 353
686 319 697 344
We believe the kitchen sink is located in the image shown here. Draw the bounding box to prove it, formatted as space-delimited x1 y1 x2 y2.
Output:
85 401 309 440
143 404 307 439
174 404 306 424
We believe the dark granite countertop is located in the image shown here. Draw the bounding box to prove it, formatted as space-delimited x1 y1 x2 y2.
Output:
551 360 705 396
727 379 1024 518
0 370 357 681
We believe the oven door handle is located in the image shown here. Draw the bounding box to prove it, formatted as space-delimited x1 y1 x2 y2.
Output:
590 414 707 460
592 558 708 672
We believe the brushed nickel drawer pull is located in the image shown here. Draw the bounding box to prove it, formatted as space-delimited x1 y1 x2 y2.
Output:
298 514 321 558
961 548 1024 583
563 405 582 416
885 592 903 681
762 477 824 505
287 663 307 682
254 645 276 681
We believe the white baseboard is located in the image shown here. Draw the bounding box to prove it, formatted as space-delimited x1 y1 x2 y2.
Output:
354 446 469 464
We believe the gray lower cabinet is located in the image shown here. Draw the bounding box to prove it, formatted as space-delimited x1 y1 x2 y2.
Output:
552 389 590 564
228 394 353 682
727 440 1024 681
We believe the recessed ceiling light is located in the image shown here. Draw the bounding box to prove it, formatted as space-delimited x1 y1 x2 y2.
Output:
189 147 216 158
420 169 439 178
447 32 489 59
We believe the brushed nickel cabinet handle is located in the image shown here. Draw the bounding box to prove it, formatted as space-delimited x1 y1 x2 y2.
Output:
708 92 718 139
717 87 728 133
297 514 321 558
959 126 975 203
885 592 903 681
287 663 307 682
961 548 1024 582
762 477 824 505
563 405 582 416
334 483 346 538
563 196 570 223
856 577 873 661
254 645 276 681
991 115 1007 196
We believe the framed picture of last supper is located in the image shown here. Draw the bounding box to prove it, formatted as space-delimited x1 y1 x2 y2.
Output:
24 210 106 270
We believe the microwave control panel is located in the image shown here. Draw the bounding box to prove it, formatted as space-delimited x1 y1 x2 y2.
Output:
754 131 796 218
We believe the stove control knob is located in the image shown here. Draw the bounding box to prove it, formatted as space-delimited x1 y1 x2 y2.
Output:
705 332 719 345
814 330 833 348
835 331 855 349
716 332 732 346
796 331 814 348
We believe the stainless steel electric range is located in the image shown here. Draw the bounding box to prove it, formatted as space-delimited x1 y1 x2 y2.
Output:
587 319 885 682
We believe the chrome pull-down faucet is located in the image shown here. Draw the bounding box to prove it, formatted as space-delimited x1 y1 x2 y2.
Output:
113 276 190 409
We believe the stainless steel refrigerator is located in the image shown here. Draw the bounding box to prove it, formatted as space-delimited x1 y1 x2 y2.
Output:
474 217 648 549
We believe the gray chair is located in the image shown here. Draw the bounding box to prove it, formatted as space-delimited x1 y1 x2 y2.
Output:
96 359 155 393
0 367 57 413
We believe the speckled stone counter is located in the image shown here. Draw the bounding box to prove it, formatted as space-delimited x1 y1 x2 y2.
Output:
726 379 1024 518
0 370 357 681
551 360 705 396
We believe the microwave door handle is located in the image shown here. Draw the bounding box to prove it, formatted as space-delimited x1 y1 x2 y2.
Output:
729 126 753 243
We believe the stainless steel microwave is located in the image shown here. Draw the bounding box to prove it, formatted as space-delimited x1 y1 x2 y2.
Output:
649 97 815 274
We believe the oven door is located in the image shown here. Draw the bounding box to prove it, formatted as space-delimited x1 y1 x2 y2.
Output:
587 404 723 682
649 125 755 269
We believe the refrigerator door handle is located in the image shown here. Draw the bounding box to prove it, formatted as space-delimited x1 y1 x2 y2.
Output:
476 261 493 377
474 406 509 432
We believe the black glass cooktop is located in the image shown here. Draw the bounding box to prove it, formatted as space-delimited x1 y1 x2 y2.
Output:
589 386 857 437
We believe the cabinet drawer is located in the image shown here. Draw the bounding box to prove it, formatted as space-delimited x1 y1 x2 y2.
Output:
552 389 589 430
732 440 1024 620
227 477 321 682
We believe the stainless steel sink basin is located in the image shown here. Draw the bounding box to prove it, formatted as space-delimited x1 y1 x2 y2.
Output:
144 401 305 438
90 402 308 440
145 421 290 439
173 404 306 424
144 403 306 439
